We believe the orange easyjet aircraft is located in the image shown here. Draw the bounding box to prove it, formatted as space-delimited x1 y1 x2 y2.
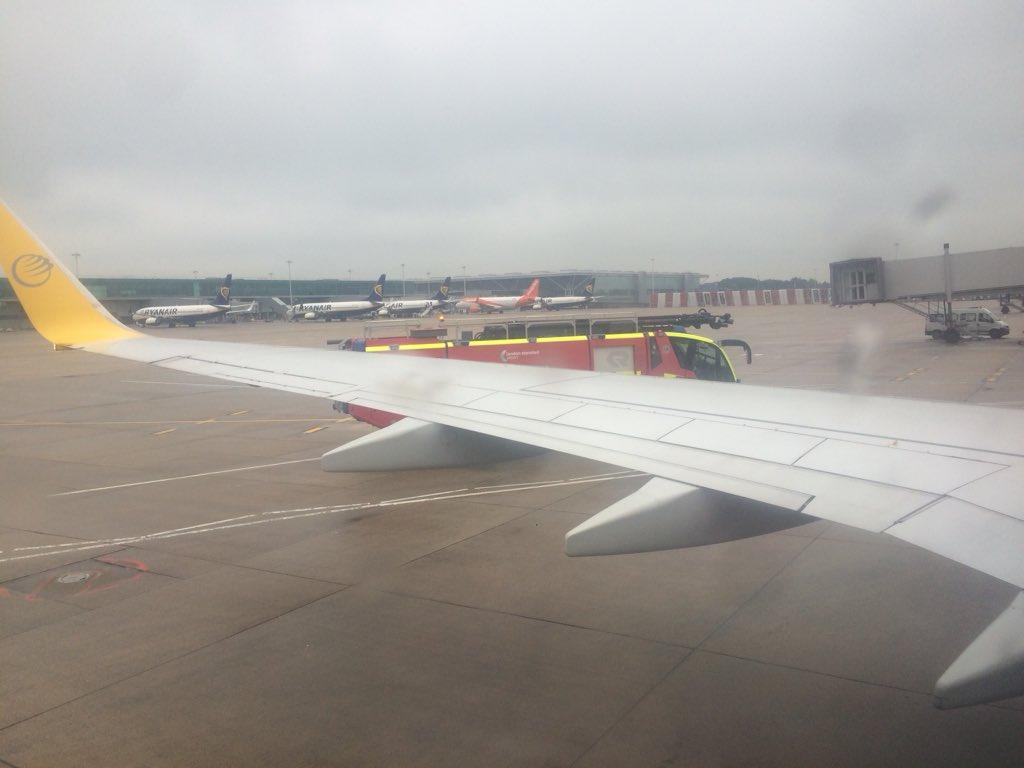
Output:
457 278 540 313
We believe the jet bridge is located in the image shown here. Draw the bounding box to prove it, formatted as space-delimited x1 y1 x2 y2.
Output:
830 244 1024 341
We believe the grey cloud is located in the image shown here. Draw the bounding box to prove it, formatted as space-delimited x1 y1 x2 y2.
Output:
1 0 1021 279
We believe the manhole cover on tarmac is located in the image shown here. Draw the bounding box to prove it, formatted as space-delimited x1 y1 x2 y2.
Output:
57 571 92 584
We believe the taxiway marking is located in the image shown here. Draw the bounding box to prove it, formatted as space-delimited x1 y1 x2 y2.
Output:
151 428 177 436
11 515 256 552
52 457 322 497
121 379 249 389
985 366 1007 384
1 418 353 427
474 470 637 491
894 367 923 383
7 471 646 564
303 425 328 434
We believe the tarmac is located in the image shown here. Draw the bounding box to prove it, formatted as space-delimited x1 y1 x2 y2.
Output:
1 302 1023 767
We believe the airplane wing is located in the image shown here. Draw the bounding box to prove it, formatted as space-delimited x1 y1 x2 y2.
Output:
3 200 1023 710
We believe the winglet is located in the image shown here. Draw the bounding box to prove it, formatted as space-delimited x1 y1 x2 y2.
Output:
0 202 138 348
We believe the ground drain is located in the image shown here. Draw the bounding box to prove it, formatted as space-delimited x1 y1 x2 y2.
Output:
57 571 92 584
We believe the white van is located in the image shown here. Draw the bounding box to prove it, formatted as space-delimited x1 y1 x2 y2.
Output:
925 307 1010 340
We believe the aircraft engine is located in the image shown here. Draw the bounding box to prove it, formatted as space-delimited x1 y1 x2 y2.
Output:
144 316 159 326
303 312 317 320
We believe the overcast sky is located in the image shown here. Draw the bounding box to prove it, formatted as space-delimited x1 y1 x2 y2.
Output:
2 1 1021 280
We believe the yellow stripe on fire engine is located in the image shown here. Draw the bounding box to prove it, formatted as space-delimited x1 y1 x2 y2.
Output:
535 335 588 343
466 338 531 347
365 342 446 352
664 330 714 344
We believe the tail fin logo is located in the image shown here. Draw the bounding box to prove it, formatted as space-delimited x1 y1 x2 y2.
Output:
374 284 384 298
11 254 54 288
219 287 230 300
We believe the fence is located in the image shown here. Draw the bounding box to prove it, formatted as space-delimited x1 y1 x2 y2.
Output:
650 287 830 308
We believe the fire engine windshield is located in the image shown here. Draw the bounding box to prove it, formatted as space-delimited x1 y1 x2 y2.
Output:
668 337 736 382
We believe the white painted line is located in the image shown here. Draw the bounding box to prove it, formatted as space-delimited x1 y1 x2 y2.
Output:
384 489 472 503
7 473 646 564
52 458 321 497
121 379 249 388
12 514 256 552
475 469 635 490
1 418 353 427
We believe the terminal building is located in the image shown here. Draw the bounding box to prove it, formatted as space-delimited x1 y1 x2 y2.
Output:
0 268 705 328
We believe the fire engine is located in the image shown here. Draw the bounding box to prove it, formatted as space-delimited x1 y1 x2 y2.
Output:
337 323 752 428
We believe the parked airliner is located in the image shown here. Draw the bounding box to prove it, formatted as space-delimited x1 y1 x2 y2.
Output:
457 278 540 313
132 274 254 327
287 274 386 321
536 278 598 310
377 276 455 317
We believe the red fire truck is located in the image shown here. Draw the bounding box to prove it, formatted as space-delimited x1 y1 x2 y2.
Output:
338 328 752 428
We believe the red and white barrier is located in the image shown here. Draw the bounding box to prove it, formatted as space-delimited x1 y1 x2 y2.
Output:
650 287 830 308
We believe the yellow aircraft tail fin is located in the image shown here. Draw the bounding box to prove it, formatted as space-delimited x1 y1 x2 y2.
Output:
0 202 138 348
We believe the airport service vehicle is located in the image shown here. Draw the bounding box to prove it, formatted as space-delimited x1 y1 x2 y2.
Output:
377 276 455 318
5 201 1024 710
287 274 386 321
340 330 751 428
535 278 598 310
131 274 253 327
925 307 1010 340
456 278 540 313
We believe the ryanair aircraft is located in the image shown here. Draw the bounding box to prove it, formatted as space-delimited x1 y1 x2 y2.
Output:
536 277 598 310
287 274 386 321
132 274 254 327
376 276 455 317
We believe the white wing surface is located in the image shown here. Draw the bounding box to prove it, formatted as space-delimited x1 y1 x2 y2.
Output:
2 200 1022 709
93 333 1023 565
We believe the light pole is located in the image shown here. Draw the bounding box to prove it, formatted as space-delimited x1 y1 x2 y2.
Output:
286 260 293 305
462 265 467 298
347 268 352 291
649 257 655 302
72 253 80 277
193 270 199 298
426 272 431 295
401 263 406 297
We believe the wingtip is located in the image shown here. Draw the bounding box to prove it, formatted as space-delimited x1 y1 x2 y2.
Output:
0 203 138 347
